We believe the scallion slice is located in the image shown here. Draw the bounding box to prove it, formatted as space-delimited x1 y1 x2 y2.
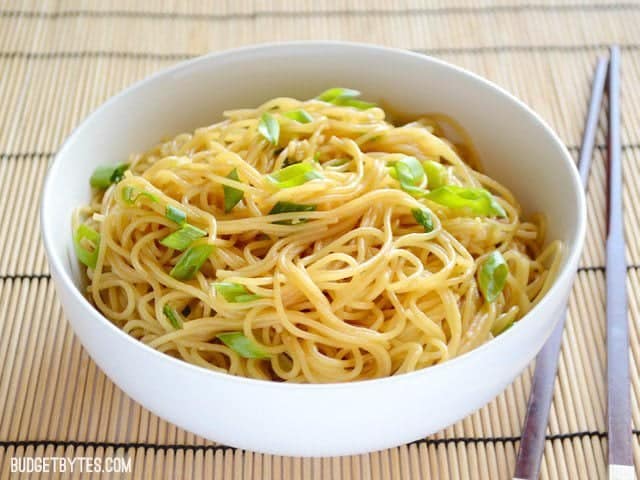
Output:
73 224 100 269
422 160 448 189
332 97 377 110
266 162 322 188
283 109 313 124
411 208 434 233
163 304 183 329
161 224 207 251
90 163 129 188
223 168 244 213
165 205 186 225
258 112 280 145
316 87 376 110
478 251 509 302
169 244 214 280
391 156 426 196
217 332 269 359
425 185 506 218
214 282 261 303
317 87 360 102
269 201 317 225
122 186 159 204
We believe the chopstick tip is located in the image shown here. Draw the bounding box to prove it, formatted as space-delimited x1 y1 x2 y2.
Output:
610 45 620 58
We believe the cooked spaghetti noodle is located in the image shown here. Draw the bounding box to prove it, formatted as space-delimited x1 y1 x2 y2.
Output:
73 89 562 383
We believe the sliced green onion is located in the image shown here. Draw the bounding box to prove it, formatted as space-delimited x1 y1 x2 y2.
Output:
90 163 129 188
217 332 270 359
422 160 448 189
266 162 322 188
169 244 214 280
478 251 509 302
391 156 426 196
316 87 375 110
411 208 434 233
122 186 159 204
163 304 183 329
214 282 262 303
269 201 317 214
317 87 360 102
425 185 506 217
269 201 317 225
258 112 280 145
73 224 100 269
332 97 376 110
111 163 129 183
223 168 244 213
283 109 313 124
166 205 186 225
161 224 207 251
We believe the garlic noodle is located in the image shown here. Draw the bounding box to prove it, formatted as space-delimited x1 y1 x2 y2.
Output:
73 88 562 383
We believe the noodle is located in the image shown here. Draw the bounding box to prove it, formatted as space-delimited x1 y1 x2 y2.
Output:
73 90 562 383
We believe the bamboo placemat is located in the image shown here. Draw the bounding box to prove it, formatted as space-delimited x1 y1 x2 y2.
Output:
1 0 640 478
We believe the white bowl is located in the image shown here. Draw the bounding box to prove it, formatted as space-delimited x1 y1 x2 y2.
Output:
41 42 586 457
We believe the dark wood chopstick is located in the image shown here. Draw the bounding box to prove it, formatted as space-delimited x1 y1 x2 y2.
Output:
605 45 634 480
512 56 608 480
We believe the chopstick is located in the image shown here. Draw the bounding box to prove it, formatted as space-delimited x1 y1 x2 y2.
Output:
513 56 609 480
605 46 634 480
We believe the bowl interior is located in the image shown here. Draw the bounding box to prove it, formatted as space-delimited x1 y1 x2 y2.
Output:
44 41 584 348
